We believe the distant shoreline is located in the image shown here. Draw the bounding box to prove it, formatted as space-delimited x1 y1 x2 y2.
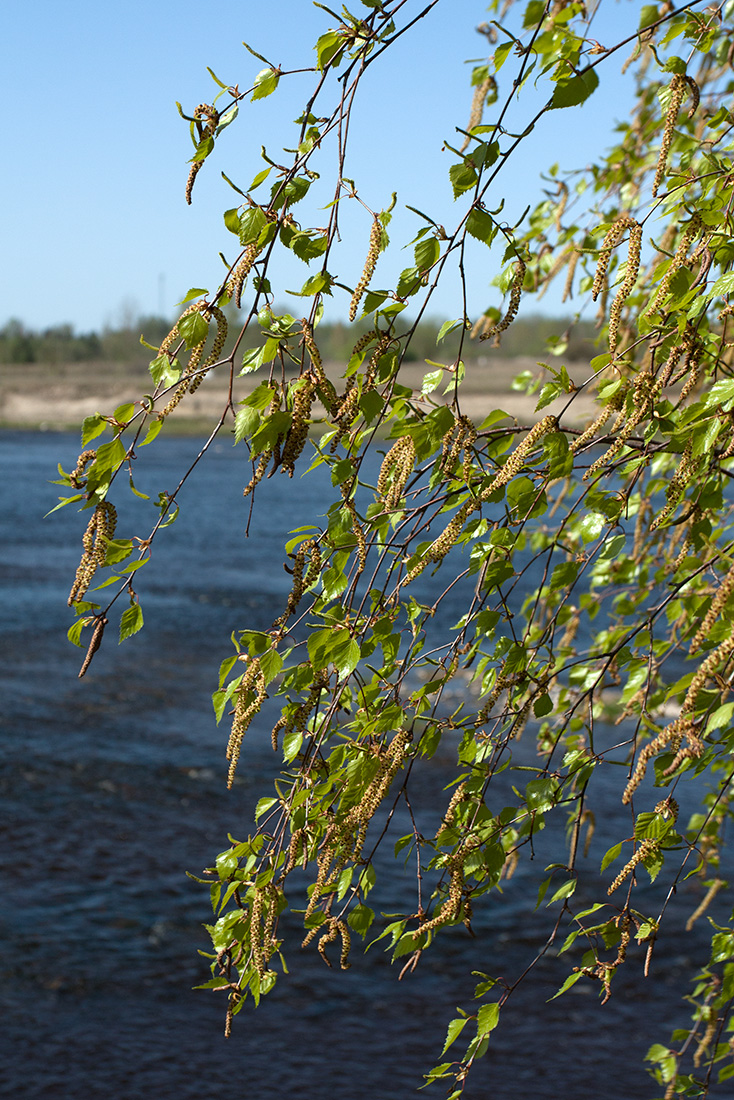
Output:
1 356 599 433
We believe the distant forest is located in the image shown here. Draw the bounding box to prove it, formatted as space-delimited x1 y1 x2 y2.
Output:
0 312 598 366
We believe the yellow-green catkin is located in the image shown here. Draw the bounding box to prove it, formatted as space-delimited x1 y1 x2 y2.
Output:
301 320 338 414
377 436 416 511
157 302 228 421
607 838 660 894
404 416 557 585
277 539 322 626
281 374 317 476
460 75 495 153
562 248 579 303
480 259 526 343
690 560 734 653
302 730 411 927
686 878 724 932
226 658 267 788
349 218 382 322
243 385 282 500
645 215 701 320
607 220 642 355
185 104 219 205
583 372 661 481
68 501 117 605
569 402 615 455
229 243 261 308
69 449 97 489
440 415 476 478
652 73 686 198
650 440 698 531
592 216 635 302
623 630 734 802
313 917 352 969
271 667 328 753
78 615 108 679
341 487 367 574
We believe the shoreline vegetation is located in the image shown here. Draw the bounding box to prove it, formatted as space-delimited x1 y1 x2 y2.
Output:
0 313 599 432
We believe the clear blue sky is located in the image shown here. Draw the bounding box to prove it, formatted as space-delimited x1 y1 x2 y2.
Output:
1 1 643 334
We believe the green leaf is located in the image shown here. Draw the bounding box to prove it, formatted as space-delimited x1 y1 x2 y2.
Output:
708 272 734 299
442 1016 470 1054
248 166 271 191
141 418 163 447
234 405 260 443
191 134 214 163
177 287 209 306
316 30 344 70
578 512 605 544
252 67 280 100
216 105 238 133
601 841 623 873
550 69 599 110
224 208 241 235
549 970 584 1000
255 797 278 820
239 206 268 245
289 272 333 298
321 564 348 601
493 41 513 72
414 237 440 271
476 1002 500 1037
422 369 444 395
347 903 375 936
119 604 144 643
82 414 106 447
466 207 497 246
46 493 84 517
290 231 329 263
639 4 659 29
283 729 304 763
535 381 562 412
113 403 136 425
104 539 133 566
149 354 181 386
119 557 149 575
178 312 209 347
259 648 283 684
437 319 465 343
307 627 360 678
533 693 553 718
548 878 577 904
543 432 572 480
449 161 478 199
93 438 126 475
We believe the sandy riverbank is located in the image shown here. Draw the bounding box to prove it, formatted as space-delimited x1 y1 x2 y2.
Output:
0 355 600 433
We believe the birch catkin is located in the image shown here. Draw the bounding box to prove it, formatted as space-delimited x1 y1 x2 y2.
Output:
349 218 382 322
480 259 526 342
592 217 635 302
460 75 495 153
68 502 118 605
652 74 686 197
404 416 557 584
185 104 219 205
226 658 267 787
607 219 642 355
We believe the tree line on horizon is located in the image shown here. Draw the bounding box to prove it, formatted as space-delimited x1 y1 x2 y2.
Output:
0 312 598 366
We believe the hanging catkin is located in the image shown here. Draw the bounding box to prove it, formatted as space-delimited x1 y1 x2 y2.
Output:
349 218 381 322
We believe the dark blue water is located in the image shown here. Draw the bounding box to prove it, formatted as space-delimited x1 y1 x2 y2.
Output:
0 430 727 1100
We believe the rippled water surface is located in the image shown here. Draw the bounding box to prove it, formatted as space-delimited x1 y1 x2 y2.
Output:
0 430 728 1099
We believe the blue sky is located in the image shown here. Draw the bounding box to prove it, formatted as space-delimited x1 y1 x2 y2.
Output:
2 1 642 334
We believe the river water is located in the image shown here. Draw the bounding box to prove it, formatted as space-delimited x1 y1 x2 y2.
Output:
0 429 729 1099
